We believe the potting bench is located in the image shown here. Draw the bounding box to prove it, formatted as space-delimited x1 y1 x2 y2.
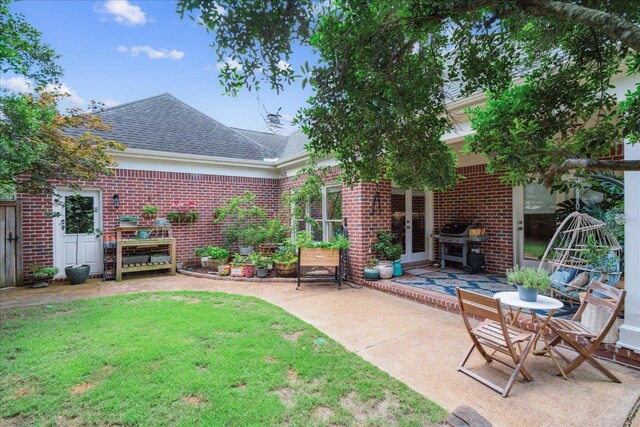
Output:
116 226 176 281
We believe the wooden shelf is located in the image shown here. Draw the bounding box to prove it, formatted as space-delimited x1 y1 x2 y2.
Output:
121 238 174 247
122 261 173 273
116 227 176 281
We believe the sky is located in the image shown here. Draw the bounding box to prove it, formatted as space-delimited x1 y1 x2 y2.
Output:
3 0 314 134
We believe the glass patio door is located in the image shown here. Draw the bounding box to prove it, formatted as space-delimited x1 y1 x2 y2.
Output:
515 184 574 268
391 189 429 263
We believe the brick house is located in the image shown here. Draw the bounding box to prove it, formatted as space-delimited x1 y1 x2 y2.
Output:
6 70 640 359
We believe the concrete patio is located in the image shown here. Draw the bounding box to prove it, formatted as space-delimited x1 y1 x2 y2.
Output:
1 275 639 427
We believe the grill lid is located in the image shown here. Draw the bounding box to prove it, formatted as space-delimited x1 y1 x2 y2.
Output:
440 223 473 237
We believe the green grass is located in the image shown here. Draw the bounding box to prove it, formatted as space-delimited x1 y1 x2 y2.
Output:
0 292 447 426
524 241 548 260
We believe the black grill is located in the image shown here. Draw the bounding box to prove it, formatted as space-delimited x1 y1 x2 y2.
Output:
438 223 488 273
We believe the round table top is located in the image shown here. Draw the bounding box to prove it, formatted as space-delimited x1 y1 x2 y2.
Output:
493 291 564 310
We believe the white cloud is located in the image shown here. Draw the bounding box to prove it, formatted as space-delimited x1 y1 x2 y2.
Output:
0 76 32 93
215 57 242 70
99 0 147 26
45 83 84 105
277 60 291 71
117 45 185 60
0 77 83 105
102 99 121 108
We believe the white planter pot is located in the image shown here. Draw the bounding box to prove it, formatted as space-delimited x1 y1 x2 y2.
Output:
377 262 393 279
201 257 210 268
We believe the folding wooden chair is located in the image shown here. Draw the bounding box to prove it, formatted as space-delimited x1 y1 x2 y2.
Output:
538 280 626 382
456 288 536 397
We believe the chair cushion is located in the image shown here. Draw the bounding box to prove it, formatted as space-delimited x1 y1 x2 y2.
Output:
551 267 578 286
567 272 590 289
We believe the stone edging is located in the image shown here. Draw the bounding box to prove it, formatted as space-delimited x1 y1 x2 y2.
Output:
178 268 338 283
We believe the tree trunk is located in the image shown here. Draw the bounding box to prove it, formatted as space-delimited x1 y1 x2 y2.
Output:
520 0 640 51
543 159 640 186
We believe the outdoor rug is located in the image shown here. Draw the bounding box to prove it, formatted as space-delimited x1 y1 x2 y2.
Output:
393 267 578 318
393 268 515 297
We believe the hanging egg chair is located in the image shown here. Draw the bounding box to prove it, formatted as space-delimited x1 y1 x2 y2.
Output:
537 211 622 302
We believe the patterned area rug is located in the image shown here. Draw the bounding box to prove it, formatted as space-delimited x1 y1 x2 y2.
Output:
393 267 577 317
392 267 515 297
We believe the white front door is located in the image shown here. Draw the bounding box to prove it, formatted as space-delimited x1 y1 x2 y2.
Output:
391 189 433 263
53 189 103 276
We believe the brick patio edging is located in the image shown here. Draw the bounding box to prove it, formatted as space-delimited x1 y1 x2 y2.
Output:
361 278 640 370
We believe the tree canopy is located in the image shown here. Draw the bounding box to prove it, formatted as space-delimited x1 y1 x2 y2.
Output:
178 0 640 189
0 0 124 196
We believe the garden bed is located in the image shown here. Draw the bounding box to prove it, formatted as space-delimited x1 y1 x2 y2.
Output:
179 266 338 283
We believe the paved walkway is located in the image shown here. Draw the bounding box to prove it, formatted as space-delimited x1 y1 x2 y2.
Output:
2 275 639 427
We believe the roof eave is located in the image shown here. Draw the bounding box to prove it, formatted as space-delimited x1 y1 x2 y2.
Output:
112 148 279 170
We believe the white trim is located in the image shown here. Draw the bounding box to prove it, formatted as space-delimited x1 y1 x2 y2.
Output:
619 139 640 353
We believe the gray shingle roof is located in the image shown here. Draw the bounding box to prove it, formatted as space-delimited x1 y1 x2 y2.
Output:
230 128 288 158
82 93 280 161
231 128 309 160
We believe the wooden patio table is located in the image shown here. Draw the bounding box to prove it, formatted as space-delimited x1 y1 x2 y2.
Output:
493 292 567 379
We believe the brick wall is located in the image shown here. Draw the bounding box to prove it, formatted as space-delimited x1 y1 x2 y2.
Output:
434 164 514 274
19 163 515 282
19 169 280 280
279 167 392 282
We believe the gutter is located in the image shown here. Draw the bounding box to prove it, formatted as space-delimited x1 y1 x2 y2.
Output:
112 148 279 170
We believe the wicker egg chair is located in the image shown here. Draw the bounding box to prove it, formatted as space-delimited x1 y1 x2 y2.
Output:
537 211 622 303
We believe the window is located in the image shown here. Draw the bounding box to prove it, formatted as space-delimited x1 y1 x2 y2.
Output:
291 184 343 241
324 185 342 240
64 195 95 234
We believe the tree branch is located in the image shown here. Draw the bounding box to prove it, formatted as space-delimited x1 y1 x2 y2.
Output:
520 0 640 51
543 158 640 186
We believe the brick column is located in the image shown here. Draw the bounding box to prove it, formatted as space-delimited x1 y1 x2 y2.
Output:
343 181 391 283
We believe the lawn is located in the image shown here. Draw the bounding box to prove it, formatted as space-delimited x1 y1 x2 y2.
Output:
0 292 447 426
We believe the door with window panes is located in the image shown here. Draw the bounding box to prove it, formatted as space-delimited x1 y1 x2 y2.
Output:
53 190 103 275
391 189 429 263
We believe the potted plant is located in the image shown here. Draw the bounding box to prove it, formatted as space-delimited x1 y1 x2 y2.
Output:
48 194 99 285
582 236 621 286
236 225 261 255
257 219 290 255
195 246 211 268
218 264 231 276
506 265 551 302
213 191 268 255
364 258 380 280
231 253 251 276
28 264 59 288
141 204 159 220
207 246 229 270
119 215 139 227
250 252 271 278
372 230 402 279
243 264 255 278
273 245 298 277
